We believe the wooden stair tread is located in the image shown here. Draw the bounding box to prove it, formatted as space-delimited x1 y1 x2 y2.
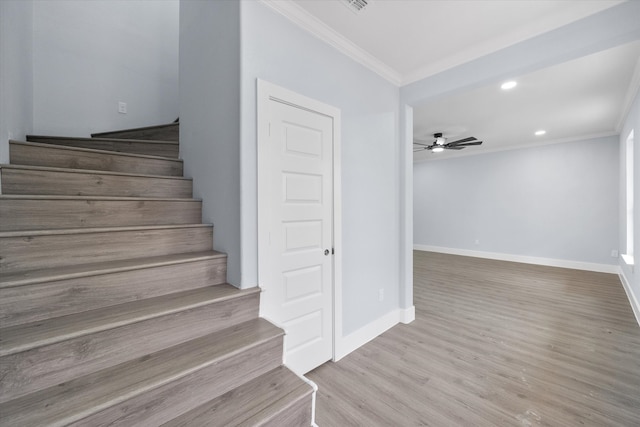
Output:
0 284 259 356
10 140 183 162
25 135 179 158
163 365 313 427
0 223 211 238
0 196 204 231
0 163 191 181
3 124 314 423
0 250 225 288
92 122 178 136
0 194 200 202
27 134 179 146
0 318 282 427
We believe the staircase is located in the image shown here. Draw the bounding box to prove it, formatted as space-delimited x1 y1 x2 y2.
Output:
0 122 315 426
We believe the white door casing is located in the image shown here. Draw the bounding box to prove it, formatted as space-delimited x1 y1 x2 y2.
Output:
257 80 342 375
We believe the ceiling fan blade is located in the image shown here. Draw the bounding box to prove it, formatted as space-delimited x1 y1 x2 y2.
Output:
413 141 431 146
447 136 477 145
413 147 428 152
445 146 465 150
448 141 483 147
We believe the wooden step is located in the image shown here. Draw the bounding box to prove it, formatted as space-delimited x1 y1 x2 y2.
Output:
92 122 179 141
0 285 260 402
0 195 202 231
0 164 192 198
26 135 179 158
9 140 183 176
163 366 313 427
0 318 283 426
0 224 213 274
0 251 227 328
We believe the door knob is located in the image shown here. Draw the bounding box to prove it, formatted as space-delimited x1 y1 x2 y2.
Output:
324 249 330 256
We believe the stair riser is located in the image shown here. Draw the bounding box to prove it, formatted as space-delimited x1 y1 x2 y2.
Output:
1 168 192 198
0 199 202 231
0 226 213 274
0 292 260 403
0 257 227 328
92 123 179 141
27 136 179 158
259 394 313 427
69 336 283 427
10 142 183 176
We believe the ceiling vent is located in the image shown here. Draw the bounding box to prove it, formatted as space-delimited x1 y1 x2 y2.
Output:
340 0 369 14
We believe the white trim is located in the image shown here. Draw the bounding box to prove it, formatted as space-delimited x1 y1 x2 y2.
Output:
618 271 640 327
290 370 319 427
256 79 343 369
335 309 404 361
399 305 415 324
400 105 414 320
414 244 620 274
259 0 402 86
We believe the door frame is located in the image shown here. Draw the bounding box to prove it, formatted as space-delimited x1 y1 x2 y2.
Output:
256 79 342 363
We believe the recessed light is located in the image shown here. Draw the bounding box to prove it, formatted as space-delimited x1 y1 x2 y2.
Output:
501 81 517 90
535 130 546 136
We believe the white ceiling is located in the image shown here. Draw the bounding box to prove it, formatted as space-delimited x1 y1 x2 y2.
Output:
269 0 639 161
293 0 623 84
413 41 640 161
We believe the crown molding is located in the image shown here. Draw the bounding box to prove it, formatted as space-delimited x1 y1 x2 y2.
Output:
259 0 402 86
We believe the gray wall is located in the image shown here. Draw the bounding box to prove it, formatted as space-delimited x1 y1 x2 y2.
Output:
0 0 34 163
414 137 619 266
399 1 640 312
240 1 400 335
31 0 179 137
179 0 242 285
620 92 639 304
179 0 401 335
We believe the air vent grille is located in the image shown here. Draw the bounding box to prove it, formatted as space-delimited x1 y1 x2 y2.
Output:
340 0 369 14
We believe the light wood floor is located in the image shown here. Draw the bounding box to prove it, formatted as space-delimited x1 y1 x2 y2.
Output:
307 251 640 426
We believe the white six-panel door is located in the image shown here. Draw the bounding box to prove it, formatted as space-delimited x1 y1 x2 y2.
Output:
258 81 339 375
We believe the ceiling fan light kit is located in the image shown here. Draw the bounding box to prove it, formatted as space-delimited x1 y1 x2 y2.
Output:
413 132 484 153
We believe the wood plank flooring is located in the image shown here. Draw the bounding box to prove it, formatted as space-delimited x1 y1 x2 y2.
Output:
307 251 640 426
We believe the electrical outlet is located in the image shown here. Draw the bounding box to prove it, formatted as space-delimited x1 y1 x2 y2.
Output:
611 249 619 258
118 102 127 114
8 131 13 140
378 289 384 302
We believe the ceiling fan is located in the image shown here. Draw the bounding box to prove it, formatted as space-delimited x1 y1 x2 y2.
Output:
413 133 483 153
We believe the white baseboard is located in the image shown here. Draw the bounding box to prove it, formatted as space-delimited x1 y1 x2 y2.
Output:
414 244 620 274
335 308 404 361
399 305 415 324
619 272 640 327
292 371 319 426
